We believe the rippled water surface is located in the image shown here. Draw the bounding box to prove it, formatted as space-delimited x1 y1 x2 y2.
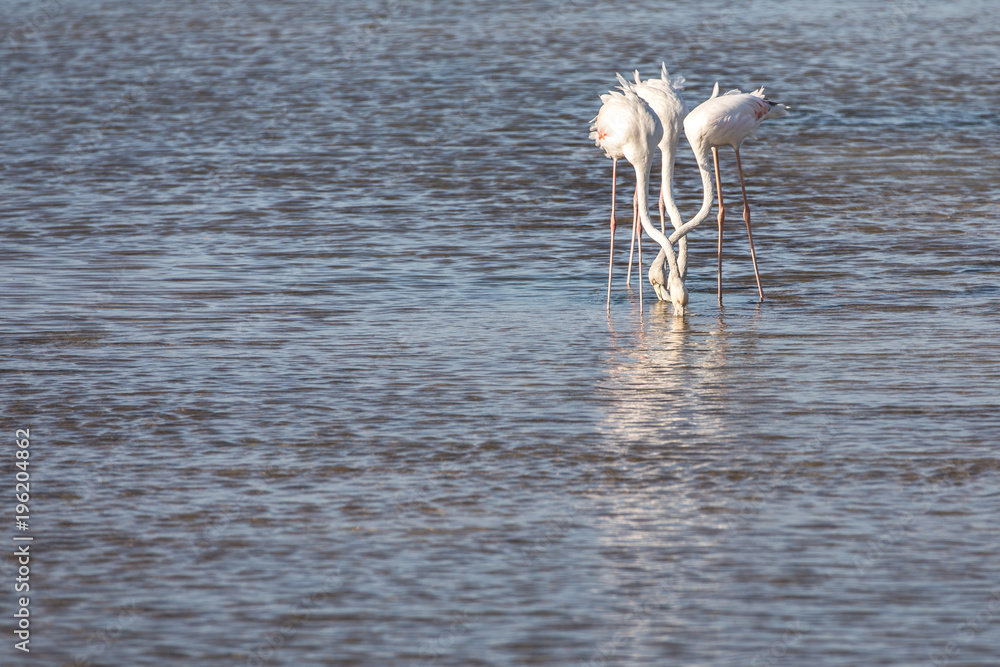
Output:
3 0 1000 664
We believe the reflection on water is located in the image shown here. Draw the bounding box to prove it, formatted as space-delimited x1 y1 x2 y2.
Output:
603 305 766 454
2 0 1000 664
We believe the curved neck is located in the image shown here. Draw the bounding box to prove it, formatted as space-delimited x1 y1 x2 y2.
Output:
668 144 715 244
633 160 679 275
661 138 684 231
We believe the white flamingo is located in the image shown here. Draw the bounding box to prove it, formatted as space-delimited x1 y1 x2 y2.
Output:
616 65 690 288
667 83 789 304
590 87 687 315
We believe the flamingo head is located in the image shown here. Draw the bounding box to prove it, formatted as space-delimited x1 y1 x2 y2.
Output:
749 87 790 120
649 252 669 302
649 249 688 317
763 99 789 120
667 269 688 317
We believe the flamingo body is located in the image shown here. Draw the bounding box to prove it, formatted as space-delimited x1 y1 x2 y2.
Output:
667 84 788 303
590 88 687 315
627 66 688 234
590 89 660 174
618 65 691 299
683 86 787 154
621 65 691 305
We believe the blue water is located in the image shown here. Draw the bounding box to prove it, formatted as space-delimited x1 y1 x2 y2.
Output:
2 0 1000 665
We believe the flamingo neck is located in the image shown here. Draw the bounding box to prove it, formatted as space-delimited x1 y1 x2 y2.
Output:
661 138 689 277
661 139 684 231
668 144 715 244
634 160 680 276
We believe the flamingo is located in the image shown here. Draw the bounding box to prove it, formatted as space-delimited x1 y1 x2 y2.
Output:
616 65 690 287
666 83 788 304
590 86 687 315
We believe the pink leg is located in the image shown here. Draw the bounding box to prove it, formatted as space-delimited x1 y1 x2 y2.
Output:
637 211 643 313
607 159 618 311
712 147 725 306
626 192 638 287
734 147 764 302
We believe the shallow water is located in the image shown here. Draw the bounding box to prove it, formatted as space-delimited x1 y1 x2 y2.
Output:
2 0 1000 665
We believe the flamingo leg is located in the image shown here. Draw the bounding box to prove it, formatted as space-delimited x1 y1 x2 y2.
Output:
712 147 725 306
733 147 764 302
626 192 638 287
607 158 618 311
637 203 643 313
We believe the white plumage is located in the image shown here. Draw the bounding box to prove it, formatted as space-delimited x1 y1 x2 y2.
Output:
590 86 687 315
617 64 691 303
668 83 789 304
